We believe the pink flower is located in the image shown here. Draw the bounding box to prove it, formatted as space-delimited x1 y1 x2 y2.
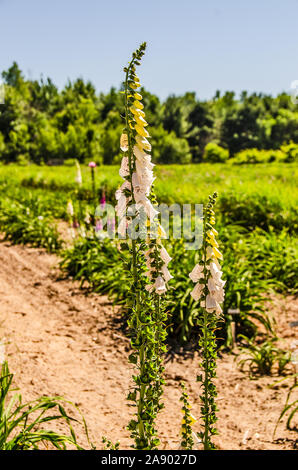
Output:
100 193 106 209
95 220 103 232
88 161 97 168
107 218 115 230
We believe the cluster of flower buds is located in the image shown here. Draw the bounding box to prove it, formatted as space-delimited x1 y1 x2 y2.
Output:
116 89 158 235
144 238 173 296
189 200 225 315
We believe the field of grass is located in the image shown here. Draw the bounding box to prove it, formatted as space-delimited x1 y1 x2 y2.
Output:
1 161 297 205
1 162 297 233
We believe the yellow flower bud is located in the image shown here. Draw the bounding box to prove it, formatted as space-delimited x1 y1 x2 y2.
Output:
181 414 197 426
135 124 150 138
212 246 223 260
130 106 145 118
133 100 144 110
207 237 219 248
210 228 218 237
157 224 167 238
128 81 139 90
134 115 148 127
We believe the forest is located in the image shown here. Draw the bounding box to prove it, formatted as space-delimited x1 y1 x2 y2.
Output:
1 61 298 166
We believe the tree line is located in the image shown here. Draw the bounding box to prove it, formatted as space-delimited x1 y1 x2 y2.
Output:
0 62 297 165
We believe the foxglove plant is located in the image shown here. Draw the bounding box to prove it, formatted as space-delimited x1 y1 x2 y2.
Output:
189 192 225 450
116 43 172 449
88 161 97 214
66 200 76 238
75 159 82 186
75 159 83 222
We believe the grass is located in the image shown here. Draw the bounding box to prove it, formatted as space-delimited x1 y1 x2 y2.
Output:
0 161 297 207
1 162 297 233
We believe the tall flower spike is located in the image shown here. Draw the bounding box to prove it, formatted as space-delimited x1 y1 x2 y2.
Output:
67 200 74 218
190 192 225 450
117 43 172 451
75 159 82 186
116 44 172 295
189 200 225 315
117 108 157 231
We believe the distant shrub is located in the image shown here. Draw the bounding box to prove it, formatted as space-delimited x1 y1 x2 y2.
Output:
16 154 30 166
151 126 192 164
231 148 285 164
63 158 77 166
0 133 5 158
202 142 229 163
98 125 122 165
280 141 298 163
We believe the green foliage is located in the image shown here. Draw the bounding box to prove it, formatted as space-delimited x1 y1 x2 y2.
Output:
0 360 86 450
272 375 298 437
202 143 229 163
179 382 194 450
0 198 62 252
231 148 285 164
151 125 192 164
59 224 297 348
102 436 120 450
98 125 122 164
236 336 292 377
280 141 298 163
219 192 297 233
59 236 128 297
231 144 298 165
1 62 298 164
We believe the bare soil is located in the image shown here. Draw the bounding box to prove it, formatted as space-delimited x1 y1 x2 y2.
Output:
0 241 297 450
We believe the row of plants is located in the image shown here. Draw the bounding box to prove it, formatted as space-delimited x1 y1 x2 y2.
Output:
1 163 297 234
0 194 61 252
59 225 297 345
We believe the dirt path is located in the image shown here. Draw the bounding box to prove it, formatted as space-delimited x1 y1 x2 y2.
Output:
0 241 297 450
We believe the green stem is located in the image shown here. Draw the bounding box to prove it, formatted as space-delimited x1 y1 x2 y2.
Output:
202 207 210 450
91 167 96 213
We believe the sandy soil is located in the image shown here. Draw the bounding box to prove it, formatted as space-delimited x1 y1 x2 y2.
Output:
0 241 297 450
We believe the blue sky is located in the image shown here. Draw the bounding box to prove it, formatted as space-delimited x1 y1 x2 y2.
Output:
1 0 298 100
